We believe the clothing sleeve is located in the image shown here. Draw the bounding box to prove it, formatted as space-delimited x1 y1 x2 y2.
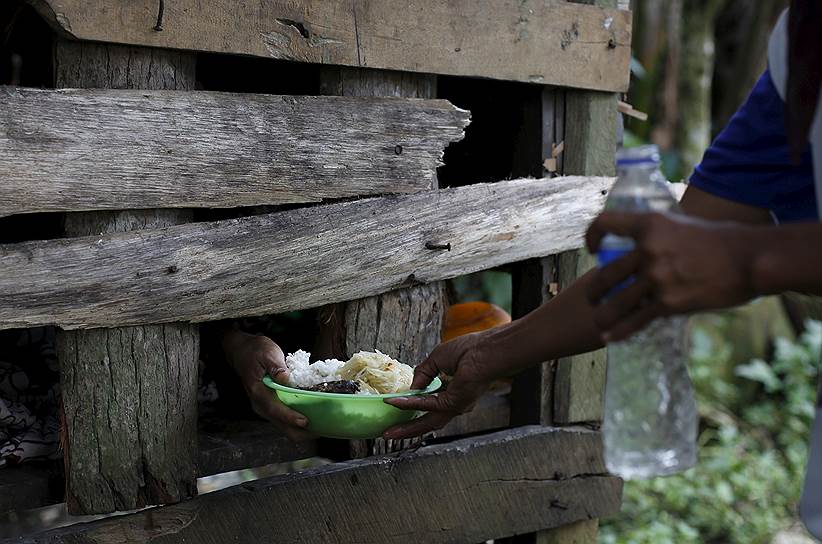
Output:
689 69 817 223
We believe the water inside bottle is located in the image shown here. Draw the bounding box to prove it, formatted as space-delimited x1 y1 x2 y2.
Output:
599 145 698 479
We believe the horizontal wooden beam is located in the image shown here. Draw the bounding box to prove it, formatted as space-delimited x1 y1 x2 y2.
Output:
0 87 468 217
29 0 631 92
17 426 622 544
0 176 611 330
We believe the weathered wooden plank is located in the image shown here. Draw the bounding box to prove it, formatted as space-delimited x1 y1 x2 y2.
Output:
318 67 445 459
0 86 468 217
16 426 622 544
0 175 612 331
319 68 445 370
552 252 607 424
53 40 201 516
29 0 631 92
552 88 617 425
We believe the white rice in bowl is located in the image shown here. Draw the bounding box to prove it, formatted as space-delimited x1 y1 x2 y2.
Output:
283 349 413 394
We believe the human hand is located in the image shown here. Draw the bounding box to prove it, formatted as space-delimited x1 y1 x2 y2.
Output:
585 211 757 342
222 330 313 441
382 332 498 440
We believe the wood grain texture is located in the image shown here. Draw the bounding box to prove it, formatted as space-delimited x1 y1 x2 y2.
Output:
54 41 200 516
0 175 612 331
29 0 632 92
58 324 199 514
553 86 617 425
0 86 468 217
16 426 622 544
319 68 445 370
552 252 607 424
343 282 446 366
319 67 445 458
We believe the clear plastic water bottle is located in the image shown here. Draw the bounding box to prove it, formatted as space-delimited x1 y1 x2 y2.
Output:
597 145 697 479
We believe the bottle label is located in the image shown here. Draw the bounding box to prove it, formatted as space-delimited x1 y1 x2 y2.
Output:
596 243 635 295
597 247 631 267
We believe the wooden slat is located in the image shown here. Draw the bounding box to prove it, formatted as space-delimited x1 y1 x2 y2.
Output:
553 89 617 425
0 175 612 330
29 0 632 93
52 41 202 517
0 419 316 516
0 86 468 217
16 426 622 544
317 67 444 459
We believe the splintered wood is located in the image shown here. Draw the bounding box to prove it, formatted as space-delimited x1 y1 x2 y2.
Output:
0 176 613 330
0 87 469 216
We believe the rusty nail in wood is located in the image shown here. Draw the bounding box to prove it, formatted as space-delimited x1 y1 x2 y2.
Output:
394 145 403 155
607 38 616 49
425 242 451 251
154 0 165 31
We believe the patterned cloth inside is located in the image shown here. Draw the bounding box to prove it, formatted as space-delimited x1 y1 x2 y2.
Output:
0 328 60 467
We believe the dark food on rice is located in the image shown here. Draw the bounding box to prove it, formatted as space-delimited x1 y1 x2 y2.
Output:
305 380 361 394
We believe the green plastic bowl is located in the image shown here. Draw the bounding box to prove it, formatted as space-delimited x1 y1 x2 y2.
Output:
261 376 442 439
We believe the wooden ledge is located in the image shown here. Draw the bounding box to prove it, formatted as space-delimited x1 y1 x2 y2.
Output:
15 426 622 543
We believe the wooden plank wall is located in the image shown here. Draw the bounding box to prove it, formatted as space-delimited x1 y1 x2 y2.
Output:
317 66 445 458
53 41 200 516
16 427 622 544
0 88 468 216
505 1 620 541
29 0 631 92
0 176 611 330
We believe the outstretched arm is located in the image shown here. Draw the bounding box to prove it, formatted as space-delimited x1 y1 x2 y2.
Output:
384 186 774 439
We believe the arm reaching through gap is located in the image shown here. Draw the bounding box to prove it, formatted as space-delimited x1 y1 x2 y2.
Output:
383 186 775 439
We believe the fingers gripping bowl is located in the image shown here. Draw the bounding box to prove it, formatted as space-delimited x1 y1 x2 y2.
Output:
262 350 441 439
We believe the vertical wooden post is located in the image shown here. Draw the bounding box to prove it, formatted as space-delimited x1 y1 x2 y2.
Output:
509 88 561 427
552 73 618 426
55 42 199 514
318 67 445 457
507 2 618 540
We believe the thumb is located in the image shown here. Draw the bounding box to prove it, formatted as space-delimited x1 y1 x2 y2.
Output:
260 345 289 385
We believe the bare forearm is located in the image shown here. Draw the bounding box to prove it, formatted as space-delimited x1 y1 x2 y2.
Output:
478 270 604 377
752 222 822 296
